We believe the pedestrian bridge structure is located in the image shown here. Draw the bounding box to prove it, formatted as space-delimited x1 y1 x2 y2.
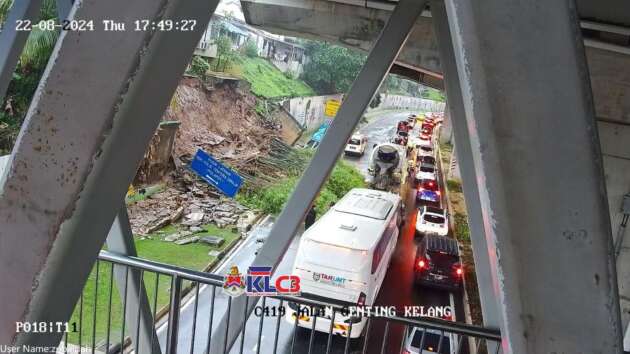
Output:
0 0 629 353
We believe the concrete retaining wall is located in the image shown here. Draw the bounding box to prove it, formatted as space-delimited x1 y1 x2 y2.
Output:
283 93 446 130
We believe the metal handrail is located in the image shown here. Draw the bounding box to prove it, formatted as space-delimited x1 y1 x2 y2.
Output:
98 250 501 342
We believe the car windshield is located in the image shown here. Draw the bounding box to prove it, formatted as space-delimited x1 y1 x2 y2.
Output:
421 146 433 152
348 139 361 145
424 214 445 224
411 330 451 353
420 166 434 173
423 157 435 164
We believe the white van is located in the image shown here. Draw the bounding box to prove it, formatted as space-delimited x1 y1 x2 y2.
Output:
285 188 403 338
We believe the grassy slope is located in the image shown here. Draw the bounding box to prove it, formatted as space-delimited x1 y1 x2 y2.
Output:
232 56 315 99
237 157 365 217
423 88 446 102
67 224 239 346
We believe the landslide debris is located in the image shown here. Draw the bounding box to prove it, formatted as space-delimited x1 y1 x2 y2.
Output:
127 76 299 236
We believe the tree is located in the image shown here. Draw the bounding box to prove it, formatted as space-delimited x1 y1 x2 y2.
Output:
243 38 259 58
1 0 60 154
214 35 236 72
301 41 365 95
369 93 382 109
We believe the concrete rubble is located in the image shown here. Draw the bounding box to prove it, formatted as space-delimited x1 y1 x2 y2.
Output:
127 168 260 237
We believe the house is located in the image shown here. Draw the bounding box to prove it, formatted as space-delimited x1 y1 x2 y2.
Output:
194 14 307 76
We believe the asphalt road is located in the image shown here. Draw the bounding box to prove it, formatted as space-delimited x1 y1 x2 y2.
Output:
342 111 414 175
151 110 466 354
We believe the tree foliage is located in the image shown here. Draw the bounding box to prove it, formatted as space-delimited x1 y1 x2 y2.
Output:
1 0 60 154
187 56 211 77
301 41 365 95
369 93 382 109
214 35 237 72
243 38 259 58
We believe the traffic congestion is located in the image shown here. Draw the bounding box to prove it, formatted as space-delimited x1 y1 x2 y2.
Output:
153 111 467 354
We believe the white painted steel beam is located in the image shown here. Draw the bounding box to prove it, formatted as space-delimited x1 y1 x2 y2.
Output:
106 207 161 354
55 0 73 20
0 0 219 348
430 2 502 353
444 0 623 352
208 0 428 352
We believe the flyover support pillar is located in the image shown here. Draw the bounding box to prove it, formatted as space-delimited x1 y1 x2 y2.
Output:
443 0 623 352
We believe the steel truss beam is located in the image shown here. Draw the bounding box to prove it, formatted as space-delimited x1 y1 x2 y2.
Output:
106 207 161 354
0 0 219 348
430 1 502 352
443 0 622 352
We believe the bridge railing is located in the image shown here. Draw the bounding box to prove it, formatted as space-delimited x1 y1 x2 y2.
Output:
56 250 501 354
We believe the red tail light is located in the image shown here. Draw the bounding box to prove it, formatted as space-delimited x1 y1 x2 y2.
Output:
417 259 426 269
454 264 463 276
436 190 441 196
357 292 366 307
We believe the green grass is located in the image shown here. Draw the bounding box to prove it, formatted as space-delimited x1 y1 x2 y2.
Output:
237 158 365 217
232 56 315 98
422 88 446 102
66 224 239 346
454 212 470 242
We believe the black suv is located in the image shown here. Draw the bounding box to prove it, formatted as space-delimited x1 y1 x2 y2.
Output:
414 235 463 291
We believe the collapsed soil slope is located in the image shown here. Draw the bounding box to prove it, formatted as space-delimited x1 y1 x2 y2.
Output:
128 77 280 234
166 77 278 172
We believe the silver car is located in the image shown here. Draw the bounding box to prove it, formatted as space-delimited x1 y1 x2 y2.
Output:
402 327 456 354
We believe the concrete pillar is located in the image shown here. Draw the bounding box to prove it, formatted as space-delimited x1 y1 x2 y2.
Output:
0 0 218 348
430 2 502 351
439 104 453 144
443 0 623 352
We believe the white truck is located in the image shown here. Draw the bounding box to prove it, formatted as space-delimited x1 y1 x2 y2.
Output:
366 143 405 191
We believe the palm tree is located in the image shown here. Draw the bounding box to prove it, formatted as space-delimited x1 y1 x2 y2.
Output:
0 0 60 69
0 0 60 154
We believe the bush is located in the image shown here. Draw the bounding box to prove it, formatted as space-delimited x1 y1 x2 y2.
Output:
187 56 210 77
238 156 366 217
369 93 382 109
237 177 298 215
447 179 462 193
243 39 259 58
325 160 365 199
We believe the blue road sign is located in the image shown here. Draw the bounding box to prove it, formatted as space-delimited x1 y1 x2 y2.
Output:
190 149 243 198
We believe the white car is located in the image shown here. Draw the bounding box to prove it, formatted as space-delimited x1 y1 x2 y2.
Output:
344 134 368 156
415 165 436 181
415 206 449 236
417 146 434 159
403 327 456 354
